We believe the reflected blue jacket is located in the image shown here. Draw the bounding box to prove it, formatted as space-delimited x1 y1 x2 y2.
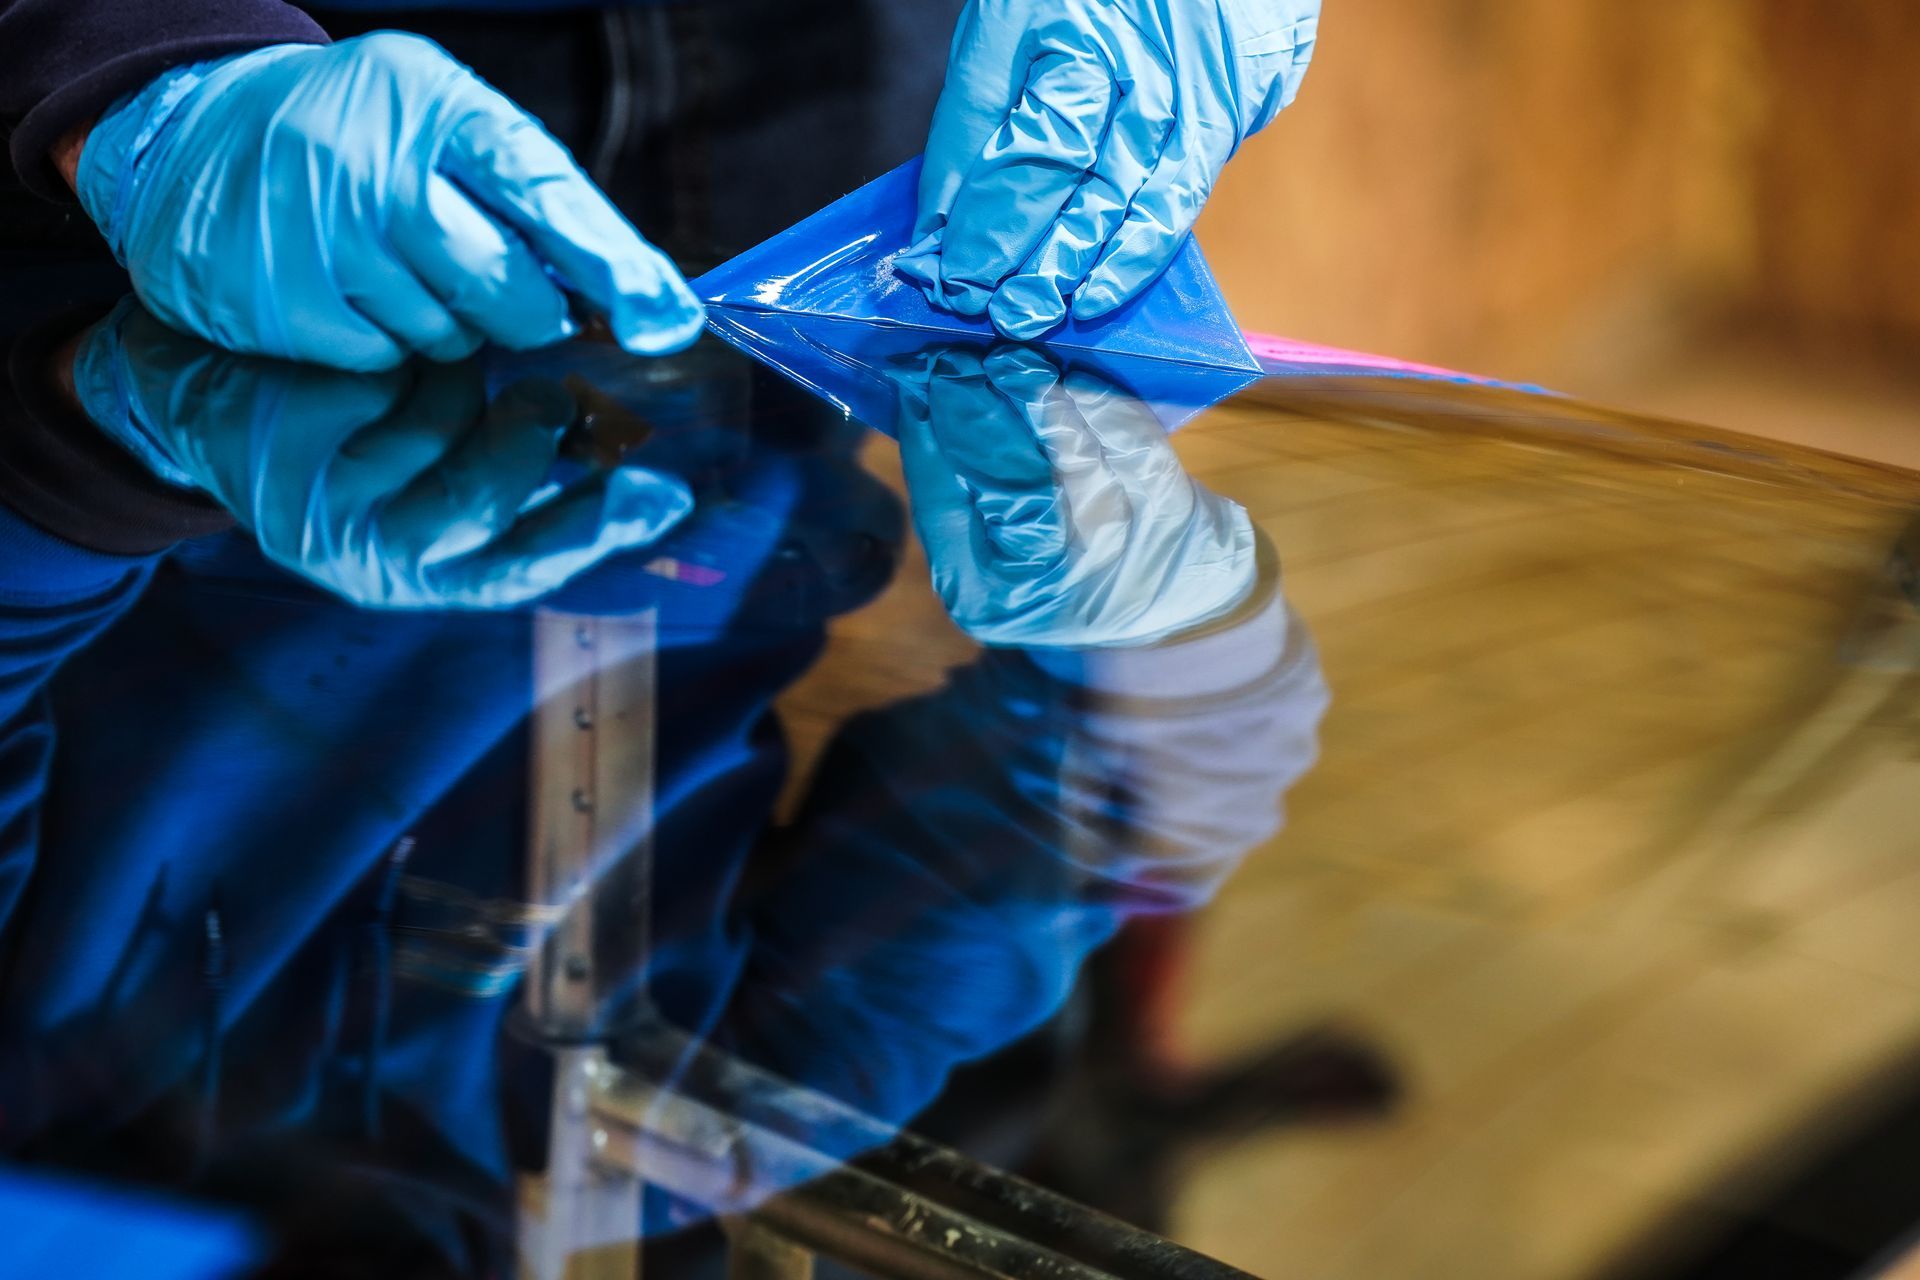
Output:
0 501 1321 1267
0 504 159 936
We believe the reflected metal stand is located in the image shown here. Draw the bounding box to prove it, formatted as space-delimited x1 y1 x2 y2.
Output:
522 609 659 1280
518 609 1262 1280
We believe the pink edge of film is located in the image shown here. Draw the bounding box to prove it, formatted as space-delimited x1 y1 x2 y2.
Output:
1242 330 1477 382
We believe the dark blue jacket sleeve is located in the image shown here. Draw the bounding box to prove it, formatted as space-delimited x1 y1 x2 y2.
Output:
0 0 328 199
0 305 226 939
0 503 158 939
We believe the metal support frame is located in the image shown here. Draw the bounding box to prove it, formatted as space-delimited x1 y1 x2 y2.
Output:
519 608 1262 1280
525 610 658 1041
522 610 659 1280
592 1021 1261 1280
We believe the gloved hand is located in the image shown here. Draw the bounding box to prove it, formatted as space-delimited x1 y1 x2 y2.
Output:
70 299 694 609
897 0 1319 340
890 344 1256 647
74 32 705 372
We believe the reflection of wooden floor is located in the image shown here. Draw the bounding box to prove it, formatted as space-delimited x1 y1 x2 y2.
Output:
775 385 1920 1280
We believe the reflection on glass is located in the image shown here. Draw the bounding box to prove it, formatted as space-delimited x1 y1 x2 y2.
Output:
705 309 1260 440
0 297 1325 1273
892 343 1258 648
69 299 694 609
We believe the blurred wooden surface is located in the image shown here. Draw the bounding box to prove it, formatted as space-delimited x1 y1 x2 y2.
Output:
777 384 1920 1280
1198 1 1920 460
1172 388 1920 1280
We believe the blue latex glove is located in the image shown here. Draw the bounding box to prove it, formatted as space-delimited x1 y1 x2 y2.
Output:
75 33 705 372
70 299 694 609
891 345 1256 647
897 0 1319 340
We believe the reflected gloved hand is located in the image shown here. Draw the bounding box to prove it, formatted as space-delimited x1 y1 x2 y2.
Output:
897 0 1319 339
891 345 1255 647
700 542 1325 1171
75 33 705 371
70 299 693 608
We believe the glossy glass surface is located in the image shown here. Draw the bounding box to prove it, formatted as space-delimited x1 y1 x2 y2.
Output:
1 272 1917 1280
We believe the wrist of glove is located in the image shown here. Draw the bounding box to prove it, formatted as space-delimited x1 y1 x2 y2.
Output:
1222 0 1320 134
75 34 704 372
76 46 303 264
70 299 200 491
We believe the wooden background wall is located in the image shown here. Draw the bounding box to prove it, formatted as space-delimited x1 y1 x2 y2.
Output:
1199 1 1920 394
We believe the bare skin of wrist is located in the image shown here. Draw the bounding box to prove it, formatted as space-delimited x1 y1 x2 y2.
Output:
53 118 94 192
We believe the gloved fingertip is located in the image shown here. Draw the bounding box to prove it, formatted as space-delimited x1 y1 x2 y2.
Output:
988 281 1069 342
486 308 579 353
574 241 702 354
990 308 1064 342
335 344 414 374
609 465 693 507
530 311 581 350
417 326 487 364
1069 280 1126 321
604 465 696 533
612 298 707 357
